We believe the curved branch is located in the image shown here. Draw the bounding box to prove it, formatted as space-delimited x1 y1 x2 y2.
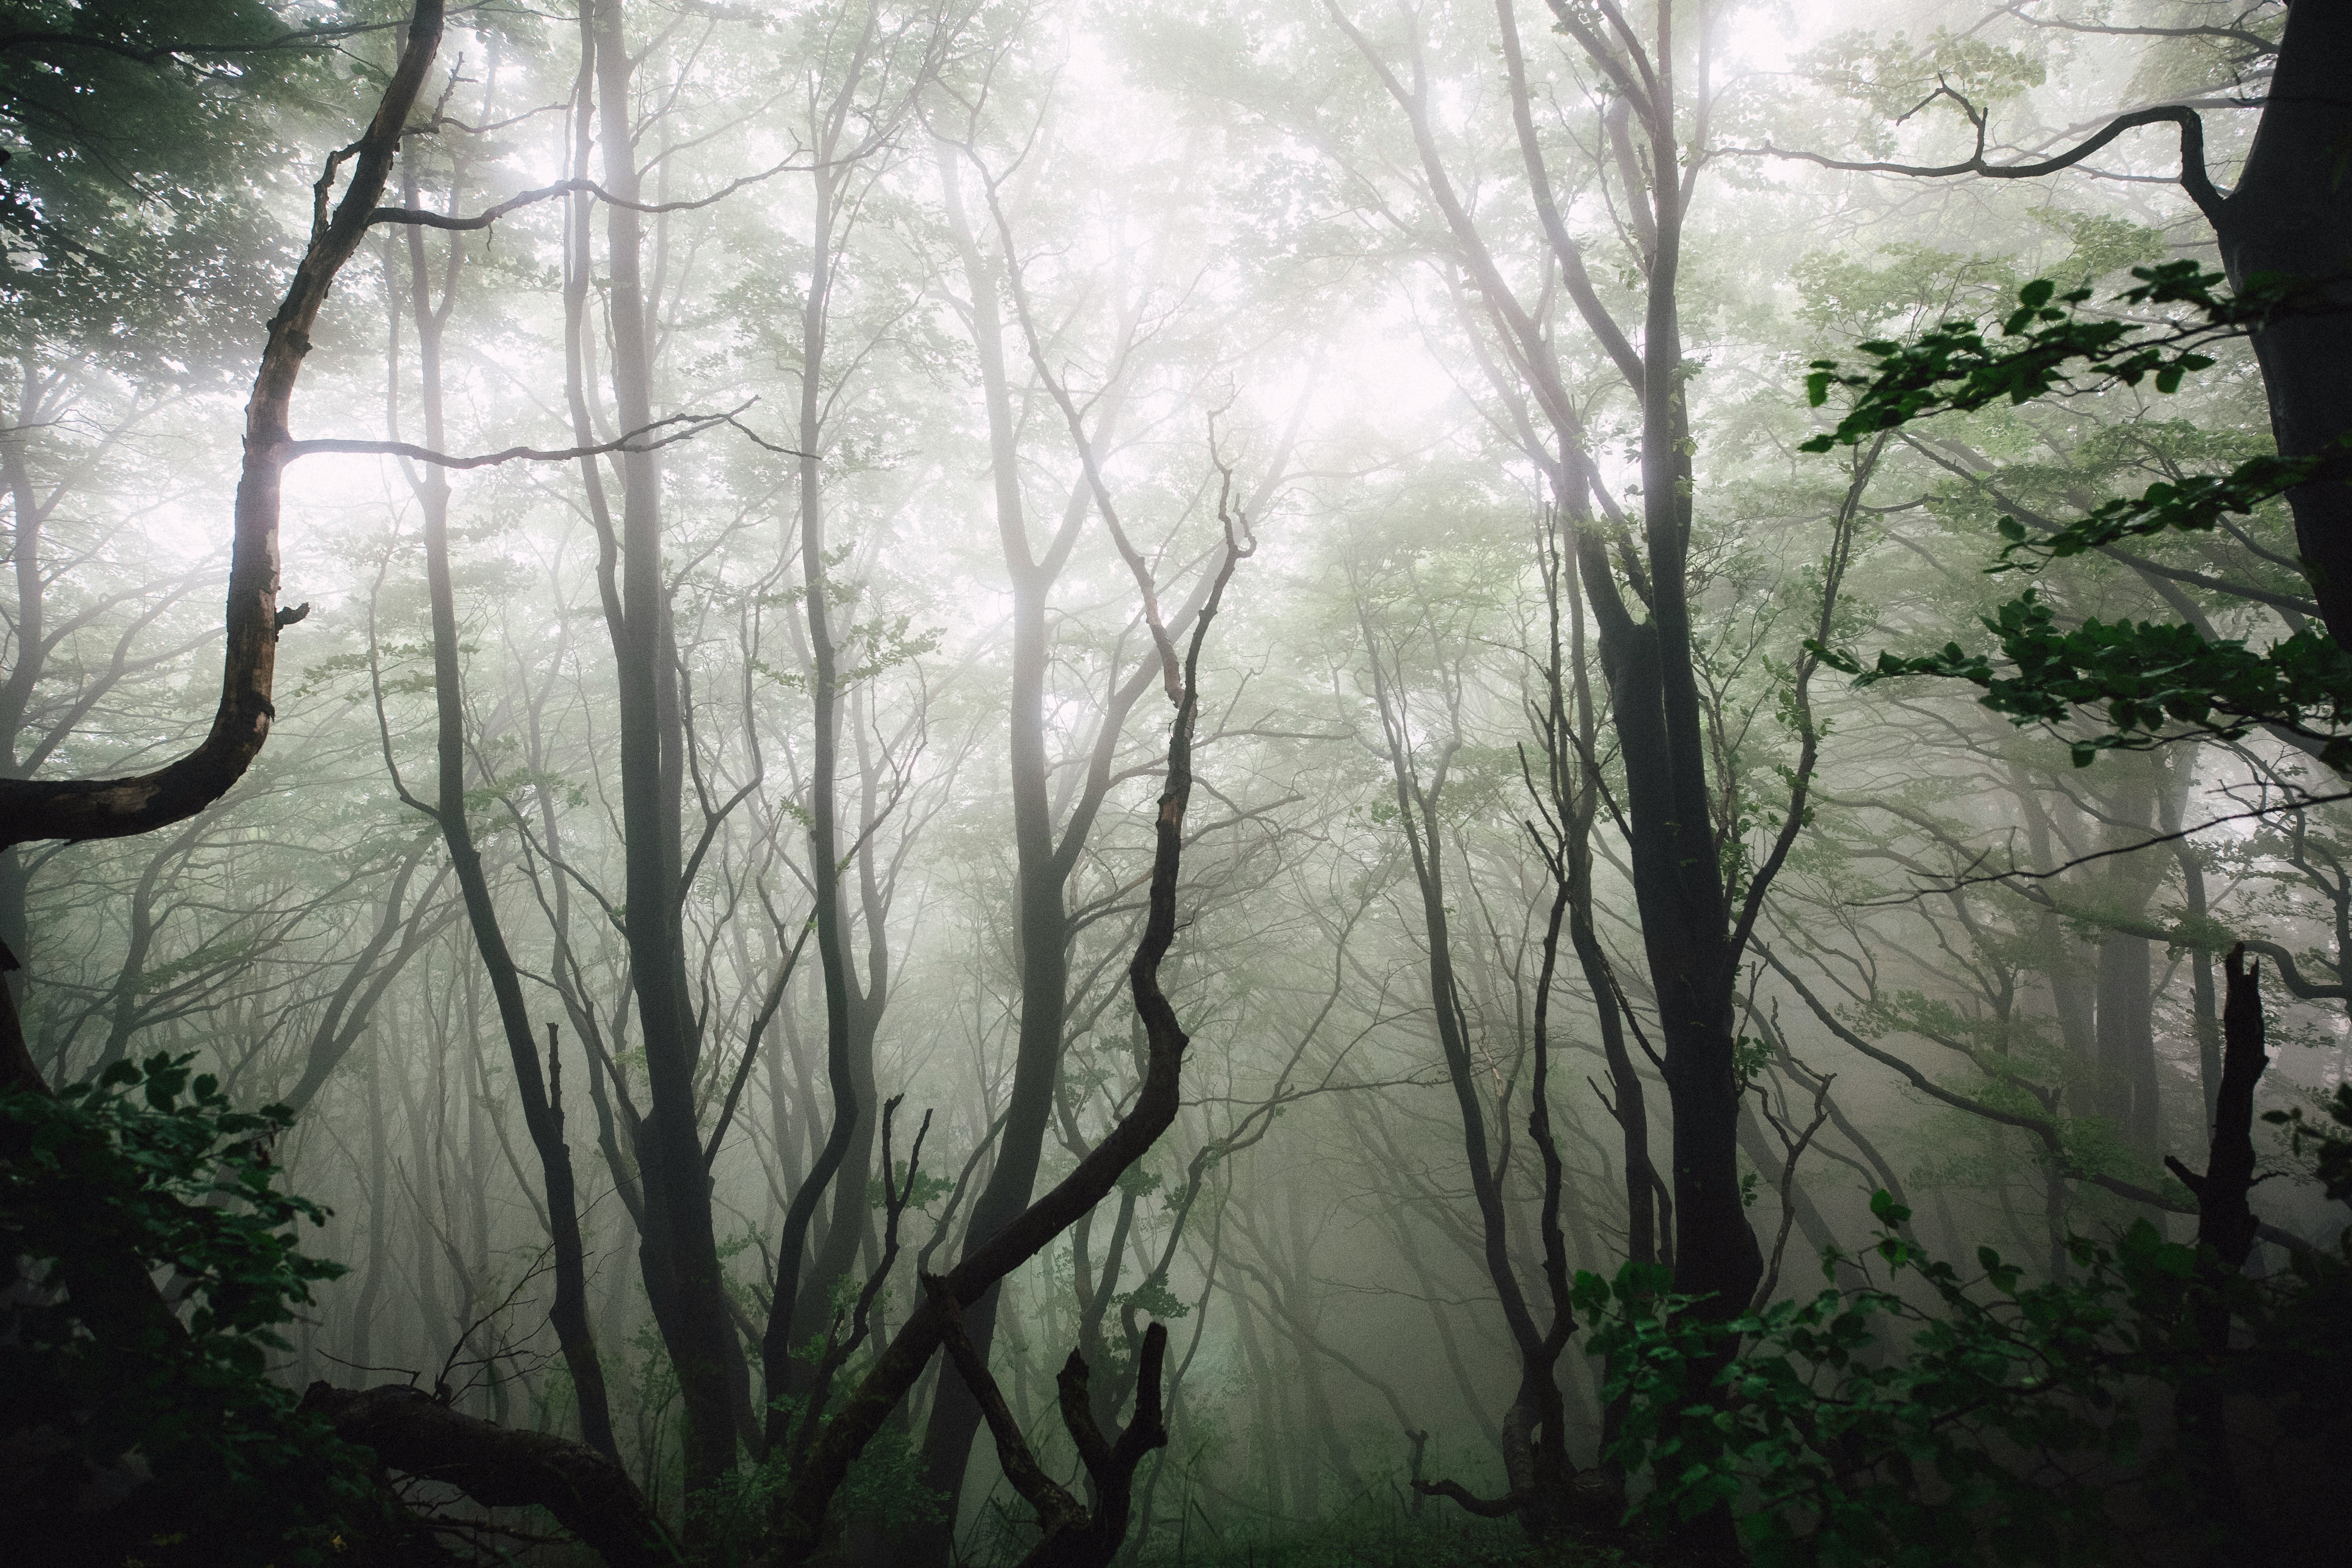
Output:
1834 788 2352 901
1993 3 2280 58
1727 105 2225 224
0 0 448 849
1411 1478 1527 1517
2237 939 2351 1001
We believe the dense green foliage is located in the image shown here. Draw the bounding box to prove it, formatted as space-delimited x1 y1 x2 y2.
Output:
7 2 2349 1564
1581 1193 2352 1568
1832 591 2352 768
0 1055 389 1564
1808 268 2352 765
0 1 367 368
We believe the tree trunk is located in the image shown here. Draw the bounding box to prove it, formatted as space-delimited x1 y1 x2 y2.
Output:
2212 2 2352 646
912 145 1089 1559
764 135 863 1455
2162 947 2270 1556
586 0 743 1501
772 523 1241 1568
390 142 618 1456
0 1 447 847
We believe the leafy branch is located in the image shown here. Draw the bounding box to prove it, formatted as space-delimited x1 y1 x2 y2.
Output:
1819 594 2352 767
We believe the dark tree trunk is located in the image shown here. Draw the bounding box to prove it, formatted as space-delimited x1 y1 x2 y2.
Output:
0 2 447 847
911 147 1093 1557
1361 606 1577 1532
387 136 619 1456
763 132 863 1455
2163 947 2271 1554
771 527 1243 1568
585 0 744 1501
2211 3 2352 645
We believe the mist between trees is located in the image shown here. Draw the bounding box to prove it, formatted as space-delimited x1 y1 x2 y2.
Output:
3 3 2350 1567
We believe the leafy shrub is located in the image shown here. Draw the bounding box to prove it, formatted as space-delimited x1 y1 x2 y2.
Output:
1 1053 396 1564
1578 1192 2351 1567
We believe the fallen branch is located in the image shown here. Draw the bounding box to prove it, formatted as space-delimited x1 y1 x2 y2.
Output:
1411 1477 1527 1517
298 1382 672 1568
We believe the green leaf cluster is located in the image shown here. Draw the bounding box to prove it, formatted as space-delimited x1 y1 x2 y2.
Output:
1802 266 2351 764
1799 264 2273 454
1577 1192 2352 1566
0 1053 395 1562
1820 593 2352 768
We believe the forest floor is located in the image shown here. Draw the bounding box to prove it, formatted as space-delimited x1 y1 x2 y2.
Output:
1124 1513 1646 1568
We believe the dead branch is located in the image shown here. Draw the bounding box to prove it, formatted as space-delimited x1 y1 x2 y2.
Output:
298 1382 671 1568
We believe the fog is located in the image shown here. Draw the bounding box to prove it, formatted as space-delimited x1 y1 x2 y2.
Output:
4 4 2346 1566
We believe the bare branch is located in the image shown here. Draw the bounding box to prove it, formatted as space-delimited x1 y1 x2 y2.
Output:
285 402 758 468
366 155 806 230
1725 104 2226 223
1838 788 2352 901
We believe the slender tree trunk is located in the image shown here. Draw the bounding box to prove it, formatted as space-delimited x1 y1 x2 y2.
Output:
586 0 742 1500
764 141 864 1452
393 152 617 1456
913 145 1086 1558
2164 948 2271 1558
352 1039 391 1377
1229 1282 1292 1520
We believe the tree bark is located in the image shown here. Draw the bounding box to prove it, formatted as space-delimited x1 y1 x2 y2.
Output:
2211 2 2352 646
300 1382 670 1568
584 0 744 1499
0 0 446 846
2162 945 2270 1553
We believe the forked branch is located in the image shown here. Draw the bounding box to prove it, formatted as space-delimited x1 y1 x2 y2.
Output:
767 459 1252 1565
927 1276 1170 1568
